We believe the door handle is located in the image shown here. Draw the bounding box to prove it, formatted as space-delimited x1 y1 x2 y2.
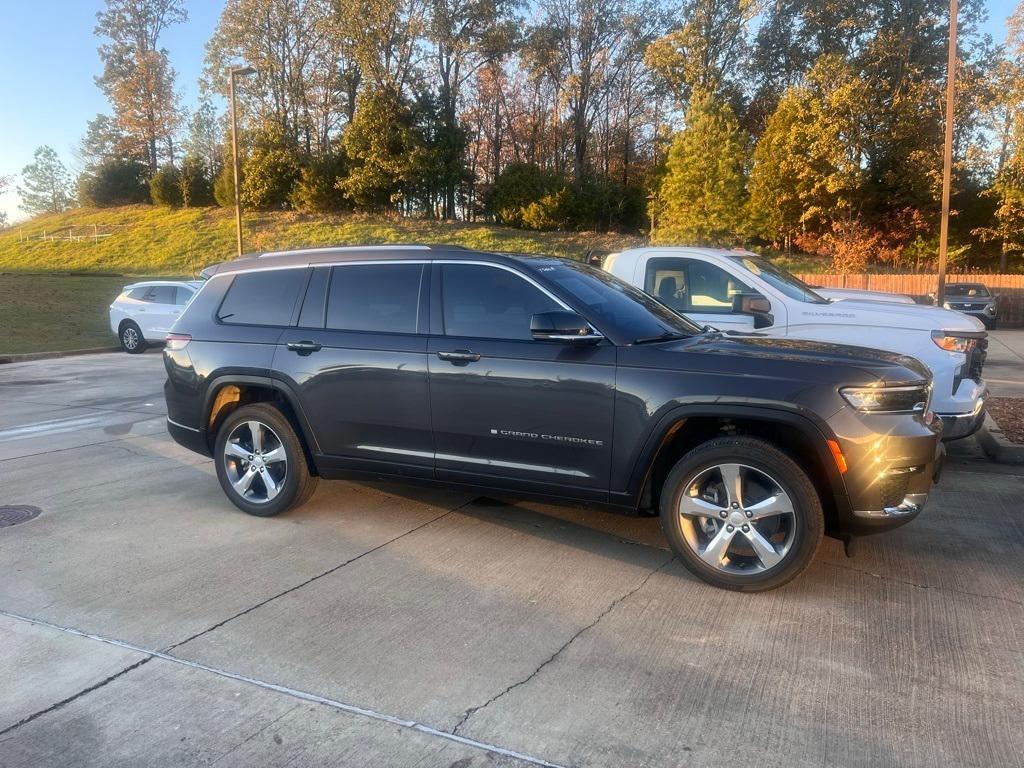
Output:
286 340 322 355
437 349 481 364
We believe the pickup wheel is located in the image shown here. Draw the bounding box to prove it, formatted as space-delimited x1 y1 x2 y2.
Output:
214 403 318 517
659 436 823 592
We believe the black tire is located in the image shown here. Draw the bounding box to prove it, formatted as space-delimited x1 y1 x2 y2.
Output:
659 436 824 592
214 403 318 517
985 317 997 331
120 321 146 354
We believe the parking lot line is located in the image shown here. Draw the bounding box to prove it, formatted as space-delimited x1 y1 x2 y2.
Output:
0 608 567 768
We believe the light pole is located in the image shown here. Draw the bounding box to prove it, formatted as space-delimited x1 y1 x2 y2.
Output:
229 65 256 258
936 0 957 306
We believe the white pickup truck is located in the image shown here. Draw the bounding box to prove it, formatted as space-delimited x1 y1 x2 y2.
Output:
604 247 988 440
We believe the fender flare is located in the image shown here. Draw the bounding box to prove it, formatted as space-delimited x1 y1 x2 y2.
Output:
624 402 850 516
202 373 321 456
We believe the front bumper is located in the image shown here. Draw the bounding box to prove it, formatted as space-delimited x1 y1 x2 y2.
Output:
847 441 945 534
937 404 986 440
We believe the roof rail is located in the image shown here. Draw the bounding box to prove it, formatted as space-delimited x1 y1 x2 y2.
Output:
256 245 436 258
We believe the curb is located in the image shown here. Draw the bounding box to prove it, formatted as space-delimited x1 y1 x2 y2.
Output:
976 414 1024 465
0 346 121 365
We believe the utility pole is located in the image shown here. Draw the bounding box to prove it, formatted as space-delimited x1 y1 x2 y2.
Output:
229 66 256 258
937 0 958 306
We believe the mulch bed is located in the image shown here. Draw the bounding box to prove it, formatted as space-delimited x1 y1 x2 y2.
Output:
986 397 1024 444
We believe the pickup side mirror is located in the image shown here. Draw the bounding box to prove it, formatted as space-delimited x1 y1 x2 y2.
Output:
732 292 774 329
530 311 603 344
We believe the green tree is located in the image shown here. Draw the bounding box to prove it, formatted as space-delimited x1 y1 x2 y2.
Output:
95 0 187 171
241 122 302 209
652 91 748 245
77 159 151 207
178 156 214 207
18 146 72 215
339 88 429 210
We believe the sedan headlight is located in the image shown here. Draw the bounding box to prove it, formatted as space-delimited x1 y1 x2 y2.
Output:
931 330 976 353
840 384 931 413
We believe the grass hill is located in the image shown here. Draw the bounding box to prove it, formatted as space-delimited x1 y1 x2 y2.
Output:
0 205 647 276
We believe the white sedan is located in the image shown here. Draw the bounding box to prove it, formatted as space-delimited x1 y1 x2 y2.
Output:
109 280 202 353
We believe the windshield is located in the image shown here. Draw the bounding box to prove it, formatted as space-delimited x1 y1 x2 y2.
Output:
535 260 703 341
729 254 829 304
946 284 989 298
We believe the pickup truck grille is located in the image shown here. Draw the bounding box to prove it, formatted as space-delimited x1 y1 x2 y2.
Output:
968 337 988 383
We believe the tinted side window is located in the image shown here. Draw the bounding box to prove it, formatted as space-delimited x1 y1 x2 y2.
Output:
174 287 194 305
147 286 176 304
325 264 423 334
442 264 559 340
218 269 306 326
298 267 329 328
127 287 149 301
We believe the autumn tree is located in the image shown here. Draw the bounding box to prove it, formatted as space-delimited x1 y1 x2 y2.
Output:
652 91 749 245
206 0 358 156
95 0 186 172
645 0 759 105
425 0 517 217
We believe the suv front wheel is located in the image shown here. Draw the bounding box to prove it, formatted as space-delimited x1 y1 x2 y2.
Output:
214 403 318 517
660 436 824 592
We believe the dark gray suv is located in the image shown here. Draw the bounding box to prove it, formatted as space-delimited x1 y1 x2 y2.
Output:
164 246 943 591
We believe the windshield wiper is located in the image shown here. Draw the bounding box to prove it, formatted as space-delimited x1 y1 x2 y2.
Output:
633 330 690 345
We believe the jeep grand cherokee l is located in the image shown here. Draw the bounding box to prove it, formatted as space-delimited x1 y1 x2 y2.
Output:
163 246 943 592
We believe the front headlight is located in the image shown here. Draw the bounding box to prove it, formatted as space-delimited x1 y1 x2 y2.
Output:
931 330 976 353
840 384 931 413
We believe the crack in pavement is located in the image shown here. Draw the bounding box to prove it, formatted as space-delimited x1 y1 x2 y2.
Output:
821 559 1024 607
0 610 566 768
0 657 153 741
164 497 477 652
451 554 673 736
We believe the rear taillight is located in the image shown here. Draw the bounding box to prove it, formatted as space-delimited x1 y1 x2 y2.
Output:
165 333 191 350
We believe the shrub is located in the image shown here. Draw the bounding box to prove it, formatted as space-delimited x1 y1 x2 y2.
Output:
149 165 183 207
77 160 150 207
489 163 561 227
213 163 235 207
242 123 301 210
178 157 213 207
290 154 349 213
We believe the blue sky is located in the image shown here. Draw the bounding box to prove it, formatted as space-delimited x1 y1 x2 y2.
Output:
0 0 1019 223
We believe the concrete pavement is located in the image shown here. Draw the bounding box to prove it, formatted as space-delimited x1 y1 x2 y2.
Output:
0 351 1022 767
984 329 1024 398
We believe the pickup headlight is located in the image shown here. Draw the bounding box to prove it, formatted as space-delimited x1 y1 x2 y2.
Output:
840 384 931 413
931 330 976 353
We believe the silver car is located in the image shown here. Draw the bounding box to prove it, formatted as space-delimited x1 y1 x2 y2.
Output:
943 283 998 330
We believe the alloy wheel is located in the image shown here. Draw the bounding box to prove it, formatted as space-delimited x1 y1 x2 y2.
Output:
122 327 139 350
222 420 288 504
677 463 797 575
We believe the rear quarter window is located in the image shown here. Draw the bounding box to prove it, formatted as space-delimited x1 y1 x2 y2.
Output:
217 269 306 326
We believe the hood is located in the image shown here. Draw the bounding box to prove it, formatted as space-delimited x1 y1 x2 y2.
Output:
817 287 916 305
797 297 985 332
633 331 931 386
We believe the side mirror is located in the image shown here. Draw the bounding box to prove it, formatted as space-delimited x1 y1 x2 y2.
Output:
531 311 603 344
732 292 774 329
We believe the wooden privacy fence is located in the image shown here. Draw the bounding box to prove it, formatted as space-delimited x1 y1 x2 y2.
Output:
796 273 1024 325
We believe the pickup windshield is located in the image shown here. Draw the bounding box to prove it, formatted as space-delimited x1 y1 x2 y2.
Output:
536 260 703 341
728 254 829 304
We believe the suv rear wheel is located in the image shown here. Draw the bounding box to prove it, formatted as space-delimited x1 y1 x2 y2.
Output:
659 436 823 592
214 403 318 517
120 321 145 354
